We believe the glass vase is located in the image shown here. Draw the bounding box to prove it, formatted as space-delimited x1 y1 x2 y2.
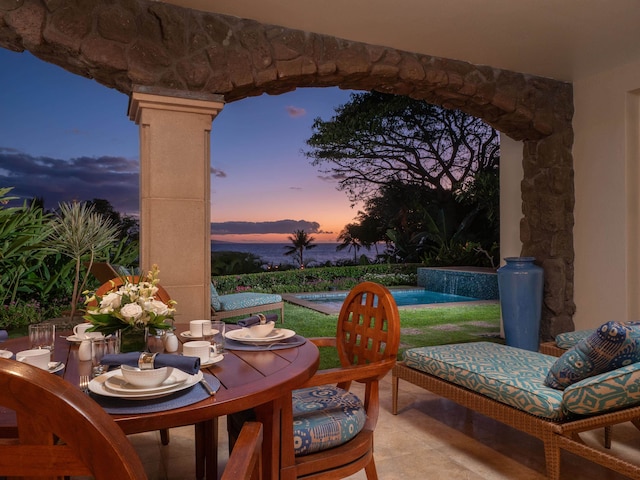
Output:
119 327 147 353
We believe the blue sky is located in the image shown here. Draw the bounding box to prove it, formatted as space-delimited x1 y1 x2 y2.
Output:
0 48 360 243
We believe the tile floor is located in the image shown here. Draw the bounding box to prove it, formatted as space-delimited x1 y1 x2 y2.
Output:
128 372 639 479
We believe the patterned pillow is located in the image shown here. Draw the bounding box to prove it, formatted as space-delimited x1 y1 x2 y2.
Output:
545 321 640 390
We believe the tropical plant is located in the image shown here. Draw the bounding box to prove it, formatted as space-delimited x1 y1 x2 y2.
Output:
0 187 53 306
284 230 318 269
46 202 120 321
336 224 364 263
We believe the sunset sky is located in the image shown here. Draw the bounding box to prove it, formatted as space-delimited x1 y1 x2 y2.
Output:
0 48 362 243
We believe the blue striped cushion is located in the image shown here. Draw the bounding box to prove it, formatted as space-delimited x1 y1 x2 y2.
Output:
403 342 566 420
292 386 366 456
563 361 640 415
217 292 282 311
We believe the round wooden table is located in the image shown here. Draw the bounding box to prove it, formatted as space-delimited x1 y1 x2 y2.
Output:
0 326 319 480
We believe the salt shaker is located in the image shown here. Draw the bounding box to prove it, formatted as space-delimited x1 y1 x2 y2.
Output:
164 332 179 353
78 339 92 361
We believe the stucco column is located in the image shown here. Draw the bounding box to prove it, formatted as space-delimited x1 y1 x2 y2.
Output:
128 87 224 324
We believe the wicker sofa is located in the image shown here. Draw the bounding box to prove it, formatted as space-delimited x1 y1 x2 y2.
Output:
392 341 640 479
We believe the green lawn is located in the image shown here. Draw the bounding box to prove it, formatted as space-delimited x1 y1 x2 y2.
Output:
268 302 502 369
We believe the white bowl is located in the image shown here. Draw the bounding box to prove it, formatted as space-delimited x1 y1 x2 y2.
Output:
246 321 275 338
120 364 173 388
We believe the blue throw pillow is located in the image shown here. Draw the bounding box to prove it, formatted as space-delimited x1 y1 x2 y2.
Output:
545 321 640 390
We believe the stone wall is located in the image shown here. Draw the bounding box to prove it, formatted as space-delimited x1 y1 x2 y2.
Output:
0 0 576 339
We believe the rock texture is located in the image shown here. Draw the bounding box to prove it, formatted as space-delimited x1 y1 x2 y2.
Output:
0 0 576 339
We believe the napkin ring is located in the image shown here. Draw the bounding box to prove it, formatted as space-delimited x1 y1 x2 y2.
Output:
256 313 266 324
138 352 158 370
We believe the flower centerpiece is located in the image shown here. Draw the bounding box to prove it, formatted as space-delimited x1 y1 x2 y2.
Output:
83 265 176 352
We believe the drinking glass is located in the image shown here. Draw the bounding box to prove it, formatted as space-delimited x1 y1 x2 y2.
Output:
91 335 119 377
146 327 166 354
28 323 55 351
211 321 225 354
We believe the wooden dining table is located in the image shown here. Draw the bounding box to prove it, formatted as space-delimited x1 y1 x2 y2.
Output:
0 325 319 480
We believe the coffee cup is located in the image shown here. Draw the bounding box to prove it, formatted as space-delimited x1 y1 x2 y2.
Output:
16 349 51 370
189 320 211 338
182 341 216 363
73 323 100 339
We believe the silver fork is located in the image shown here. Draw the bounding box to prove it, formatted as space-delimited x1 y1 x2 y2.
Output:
79 375 90 394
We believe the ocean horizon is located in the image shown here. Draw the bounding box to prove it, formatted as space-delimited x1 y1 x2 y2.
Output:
211 241 378 266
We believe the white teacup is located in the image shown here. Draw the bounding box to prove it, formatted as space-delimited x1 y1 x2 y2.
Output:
16 349 50 370
189 320 211 338
183 340 216 363
73 323 100 339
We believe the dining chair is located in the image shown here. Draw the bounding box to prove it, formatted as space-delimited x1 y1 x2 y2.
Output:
277 281 401 479
222 422 263 480
0 357 148 479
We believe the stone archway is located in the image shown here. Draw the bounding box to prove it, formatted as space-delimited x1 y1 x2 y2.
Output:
0 0 575 339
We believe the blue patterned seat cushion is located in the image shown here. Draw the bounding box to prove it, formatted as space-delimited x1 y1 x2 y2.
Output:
210 283 281 311
292 386 366 456
403 342 566 420
545 321 640 390
217 292 282 311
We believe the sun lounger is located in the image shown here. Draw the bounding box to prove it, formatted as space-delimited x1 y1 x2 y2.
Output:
392 341 640 479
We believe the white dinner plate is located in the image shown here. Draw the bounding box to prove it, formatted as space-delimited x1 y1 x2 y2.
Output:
180 329 219 339
104 368 189 394
90 369 203 399
66 334 104 343
0 350 12 359
225 328 296 345
200 354 224 366
48 362 65 374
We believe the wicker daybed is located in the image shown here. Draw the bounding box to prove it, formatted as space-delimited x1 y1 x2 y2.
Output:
392 341 640 480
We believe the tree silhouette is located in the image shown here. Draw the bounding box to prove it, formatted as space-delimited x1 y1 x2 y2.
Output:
284 230 318 268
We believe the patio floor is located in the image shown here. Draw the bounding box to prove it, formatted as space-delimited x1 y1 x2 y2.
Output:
126 371 638 479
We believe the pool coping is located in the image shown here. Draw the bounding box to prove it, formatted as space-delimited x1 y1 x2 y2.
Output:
282 286 499 315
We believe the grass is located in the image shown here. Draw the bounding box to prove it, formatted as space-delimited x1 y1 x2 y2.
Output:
262 302 503 370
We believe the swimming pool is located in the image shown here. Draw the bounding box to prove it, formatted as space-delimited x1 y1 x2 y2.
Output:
284 288 492 314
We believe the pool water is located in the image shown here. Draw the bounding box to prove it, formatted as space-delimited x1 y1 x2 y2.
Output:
293 289 479 311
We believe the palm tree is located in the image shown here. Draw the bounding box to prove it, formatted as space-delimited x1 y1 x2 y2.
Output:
336 224 363 263
284 230 317 268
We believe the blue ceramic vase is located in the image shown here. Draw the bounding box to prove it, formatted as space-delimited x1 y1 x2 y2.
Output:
497 257 544 351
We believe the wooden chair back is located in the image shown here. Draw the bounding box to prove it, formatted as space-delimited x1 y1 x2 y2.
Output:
222 422 263 480
279 281 400 480
0 358 147 479
91 275 172 306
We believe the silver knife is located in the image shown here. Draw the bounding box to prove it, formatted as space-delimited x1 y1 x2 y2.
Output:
199 378 216 396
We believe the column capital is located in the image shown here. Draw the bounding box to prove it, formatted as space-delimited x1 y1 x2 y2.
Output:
128 86 225 124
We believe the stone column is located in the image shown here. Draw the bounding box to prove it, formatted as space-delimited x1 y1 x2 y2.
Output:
128 87 224 324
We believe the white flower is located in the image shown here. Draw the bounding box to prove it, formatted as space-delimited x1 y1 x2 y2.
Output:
99 292 122 310
145 299 170 316
120 302 143 321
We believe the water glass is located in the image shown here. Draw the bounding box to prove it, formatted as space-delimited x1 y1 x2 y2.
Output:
211 321 225 354
146 327 166 354
28 323 55 351
91 335 119 377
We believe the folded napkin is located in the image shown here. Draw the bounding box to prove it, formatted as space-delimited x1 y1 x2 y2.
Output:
0 330 7 342
237 313 278 328
101 352 200 375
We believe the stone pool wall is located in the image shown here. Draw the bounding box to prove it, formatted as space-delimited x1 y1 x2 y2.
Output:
417 267 498 300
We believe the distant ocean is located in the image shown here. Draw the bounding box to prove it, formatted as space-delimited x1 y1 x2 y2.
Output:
211 242 378 266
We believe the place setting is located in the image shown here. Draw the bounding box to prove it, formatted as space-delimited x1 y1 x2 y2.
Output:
225 314 306 351
86 351 221 414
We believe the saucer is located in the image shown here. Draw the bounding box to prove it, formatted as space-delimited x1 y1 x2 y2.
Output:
66 333 104 343
105 369 189 394
48 362 65 374
201 354 224 366
0 350 12 359
180 329 218 339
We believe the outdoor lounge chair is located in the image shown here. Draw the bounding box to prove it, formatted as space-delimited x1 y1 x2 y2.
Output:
392 338 640 479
